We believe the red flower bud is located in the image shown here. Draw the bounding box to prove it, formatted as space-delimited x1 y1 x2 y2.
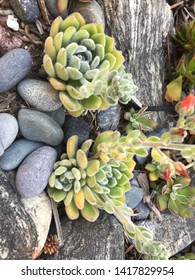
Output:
178 93 195 115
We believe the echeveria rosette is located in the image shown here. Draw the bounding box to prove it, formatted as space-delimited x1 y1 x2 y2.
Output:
43 12 137 116
48 134 132 222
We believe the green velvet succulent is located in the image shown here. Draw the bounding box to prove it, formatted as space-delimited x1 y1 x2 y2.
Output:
48 134 133 221
43 12 137 116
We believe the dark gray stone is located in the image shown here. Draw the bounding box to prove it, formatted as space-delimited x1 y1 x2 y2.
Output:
16 146 57 198
125 186 144 209
9 0 40 23
134 201 150 221
0 139 44 171
18 109 64 146
97 105 120 131
0 113 18 156
136 211 195 256
17 79 62 112
0 169 37 259
44 212 124 260
69 0 105 29
45 0 67 19
46 107 66 127
63 116 90 146
0 48 32 94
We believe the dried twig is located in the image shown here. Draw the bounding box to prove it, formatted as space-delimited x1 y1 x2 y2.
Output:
171 1 184 10
136 173 162 221
37 0 50 25
50 198 64 247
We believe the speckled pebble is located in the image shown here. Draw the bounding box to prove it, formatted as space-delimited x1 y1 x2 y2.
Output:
0 113 18 156
63 116 90 146
97 105 120 131
0 48 32 94
0 139 44 171
16 146 57 198
17 79 62 112
10 0 40 23
18 109 64 146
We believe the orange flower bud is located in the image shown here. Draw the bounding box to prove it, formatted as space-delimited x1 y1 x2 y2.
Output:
174 162 189 177
178 93 195 115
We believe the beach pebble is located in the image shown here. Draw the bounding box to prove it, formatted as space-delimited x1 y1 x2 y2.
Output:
18 109 64 146
0 139 43 170
16 146 57 198
125 186 144 209
45 106 66 127
17 79 62 111
0 48 32 94
63 116 90 146
97 105 120 131
0 113 18 156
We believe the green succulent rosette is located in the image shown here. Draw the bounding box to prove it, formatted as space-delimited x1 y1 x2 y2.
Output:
43 12 137 116
48 135 133 221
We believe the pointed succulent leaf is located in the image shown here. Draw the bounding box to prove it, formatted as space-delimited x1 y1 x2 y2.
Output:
53 190 67 202
60 15 80 32
65 199 79 220
43 55 55 77
157 194 169 211
111 50 125 70
81 201 99 222
76 149 88 169
86 176 96 188
66 135 78 159
50 16 63 38
49 78 66 92
66 67 83 80
49 172 56 188
91 56 101 69
91 33 106 46
55 62 69 81
81 95 102 110
86 160 100 177
62 26 77 46
72 12 86 27
66 85 84 100
48 187 55 197
74 188 85 210
55 166 67 176
71 29 90 43
151 147 166 163
83 186 97 205
81 38 96 50
92 183 103 194
68 55 81 69
165 75 183 102
54 32 63 52
85 69 100 80
134 148 149 157
64 189 74 206
56 48 67 66
80 23 98 36
60 91 82 112
105 35 115 53
104 201 115 214
44 37 56 62
109 187 124 198
81 139 93 154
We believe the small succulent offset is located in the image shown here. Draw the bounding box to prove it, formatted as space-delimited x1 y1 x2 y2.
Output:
174 19 195 52
124 107 156 132
153 177 195 218
43 12 137 116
